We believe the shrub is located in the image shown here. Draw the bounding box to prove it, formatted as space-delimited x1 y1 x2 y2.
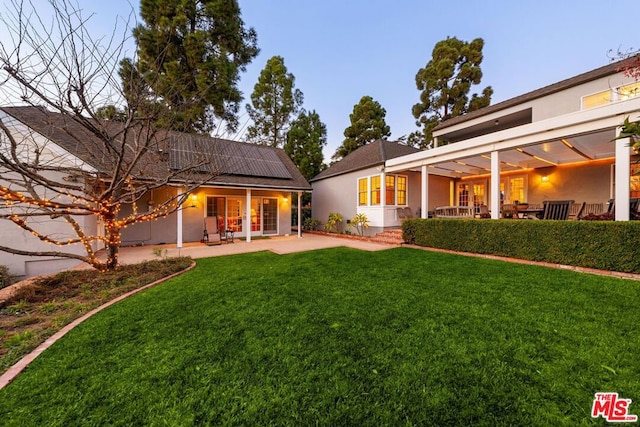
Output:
402 218 640 273
324 212 344 233
0 265 14 289
349 213 369 236
303 218 321 231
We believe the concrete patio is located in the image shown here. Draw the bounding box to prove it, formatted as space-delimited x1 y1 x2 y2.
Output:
106 233 394 265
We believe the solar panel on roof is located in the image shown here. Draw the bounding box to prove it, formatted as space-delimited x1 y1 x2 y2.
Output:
168 136 292 179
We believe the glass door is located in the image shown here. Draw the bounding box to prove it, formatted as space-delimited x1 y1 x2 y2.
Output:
262 198 278 235
226 198 243 234
250 198 261 234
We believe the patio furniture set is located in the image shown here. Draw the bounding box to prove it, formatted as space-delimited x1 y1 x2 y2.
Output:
430 199 640 221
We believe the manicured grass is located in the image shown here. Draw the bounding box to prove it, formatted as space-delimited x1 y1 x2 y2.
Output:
1 247 639 425
0 257 193 375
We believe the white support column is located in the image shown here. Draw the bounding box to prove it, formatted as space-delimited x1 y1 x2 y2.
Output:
490 151 501 219
380 170 386 227
297 191 302 238
615 128 631 221
245 188 252 242
421 165 428 218
177 187 183 248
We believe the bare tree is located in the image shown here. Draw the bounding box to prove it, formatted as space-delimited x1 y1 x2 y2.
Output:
0 0 222 271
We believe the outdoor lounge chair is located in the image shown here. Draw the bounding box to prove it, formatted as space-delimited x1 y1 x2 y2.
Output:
542 200 574 220
203 216 222 245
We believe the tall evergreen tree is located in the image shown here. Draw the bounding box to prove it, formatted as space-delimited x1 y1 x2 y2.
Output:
122 0 259 134
332 96 391 162
245 55 304 147
411 37 492 149
285 110 327 181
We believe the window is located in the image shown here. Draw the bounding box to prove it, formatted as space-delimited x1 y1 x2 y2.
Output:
359 174 407 206
397 176 407 205
582 82 640 110
206 196 225 218
500 176 527 204
582 90 611 109
457 183 470 206
385 175 395 205
473 182 486 206
371 176 381 205
358 178 368 206
619 82 640 101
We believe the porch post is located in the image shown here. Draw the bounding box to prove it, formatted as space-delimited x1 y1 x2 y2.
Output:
615 127 631 221
421 165 428 218
246 188 252 242
297 191 302 238
380 170 386 227
490 151 501 219
177 186 183 248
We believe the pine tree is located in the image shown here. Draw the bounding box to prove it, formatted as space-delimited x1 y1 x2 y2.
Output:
332 96 391 162
285 110 327 180
122 0 259 134
411 37 492 149
245 56 304 147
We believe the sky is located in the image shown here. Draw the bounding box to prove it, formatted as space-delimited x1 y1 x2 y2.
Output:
5 1 640 161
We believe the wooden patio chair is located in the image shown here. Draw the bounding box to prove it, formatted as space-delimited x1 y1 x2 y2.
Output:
579 202 604 219
542 200 574 220
501 204 518 219
403 207 414 219
203 216 222 245
604 198 639 219
475 205 491 218
568 202 586 220
396 207 407 221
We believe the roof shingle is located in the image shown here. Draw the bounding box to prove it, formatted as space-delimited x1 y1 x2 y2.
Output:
310 140 419 182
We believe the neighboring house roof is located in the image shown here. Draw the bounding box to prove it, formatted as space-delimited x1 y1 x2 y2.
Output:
310 140 420 182
1 106 311 191
433 56 634 131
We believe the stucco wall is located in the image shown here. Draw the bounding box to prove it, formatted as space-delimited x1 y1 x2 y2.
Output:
526 161 613 204
312 167 374 229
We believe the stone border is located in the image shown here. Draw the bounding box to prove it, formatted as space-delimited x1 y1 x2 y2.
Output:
0 261 196 390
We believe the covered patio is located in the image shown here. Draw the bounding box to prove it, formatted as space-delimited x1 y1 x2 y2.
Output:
386 94 640 221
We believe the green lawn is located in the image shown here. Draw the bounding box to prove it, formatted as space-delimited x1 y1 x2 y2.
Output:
1 247 638 426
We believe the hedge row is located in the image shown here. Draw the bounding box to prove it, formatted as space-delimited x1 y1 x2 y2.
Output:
402 218 640 273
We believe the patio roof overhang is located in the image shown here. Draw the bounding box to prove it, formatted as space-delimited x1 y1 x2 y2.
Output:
385 97 640 178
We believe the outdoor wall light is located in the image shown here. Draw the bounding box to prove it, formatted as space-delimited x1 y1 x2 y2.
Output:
189 194 198 207
541 175 550 182
282 197 289 203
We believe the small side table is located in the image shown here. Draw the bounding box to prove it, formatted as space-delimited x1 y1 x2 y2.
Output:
224 229 234 243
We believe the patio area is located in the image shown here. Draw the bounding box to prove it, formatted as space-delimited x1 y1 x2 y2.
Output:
101 233 393 266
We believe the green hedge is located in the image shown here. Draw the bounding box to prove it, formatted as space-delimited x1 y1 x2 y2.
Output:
402 218 640 273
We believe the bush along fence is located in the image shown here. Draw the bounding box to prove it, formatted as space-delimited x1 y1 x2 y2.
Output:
402 218 640 274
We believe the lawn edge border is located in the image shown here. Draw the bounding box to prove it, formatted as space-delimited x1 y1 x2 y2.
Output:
404 244 640 281
0 260 197 391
